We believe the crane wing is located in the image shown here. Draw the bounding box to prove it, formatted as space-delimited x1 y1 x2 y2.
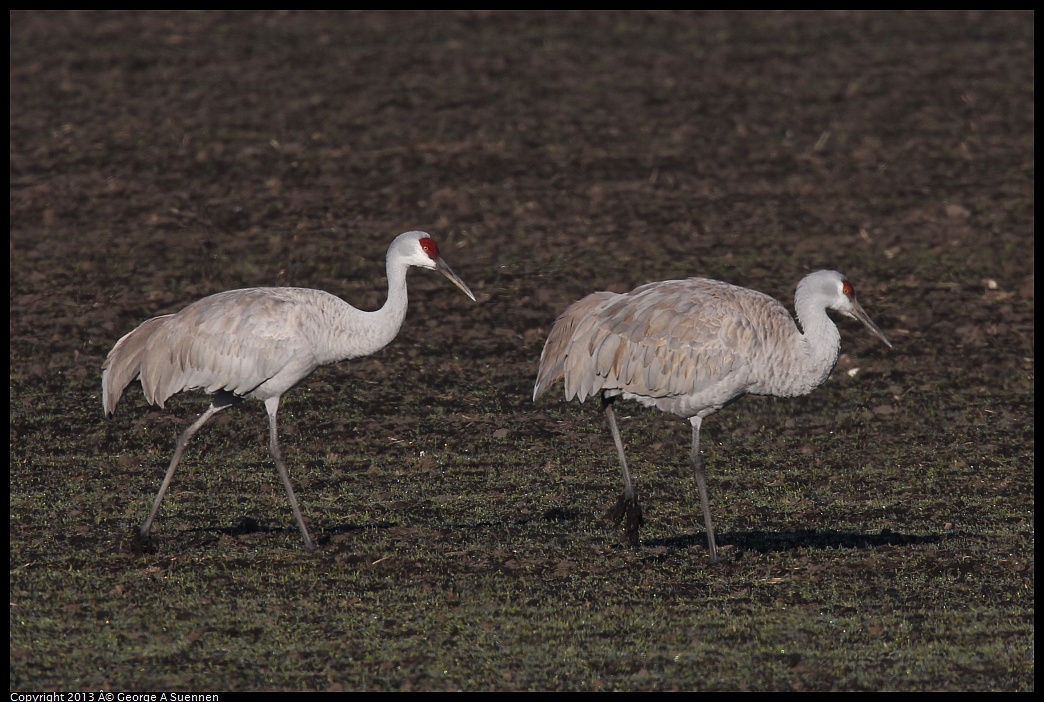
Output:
541 279 794 403
135 289 324 408
533 291 616 401
101 314 173 415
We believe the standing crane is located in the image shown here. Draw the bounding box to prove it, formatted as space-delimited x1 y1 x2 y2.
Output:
533 270 892 562
102 230 476 551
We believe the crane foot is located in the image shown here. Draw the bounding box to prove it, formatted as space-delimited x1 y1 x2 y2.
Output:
606 491 644 546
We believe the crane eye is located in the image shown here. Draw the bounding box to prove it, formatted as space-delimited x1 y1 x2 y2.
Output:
842 281 854 297
419 238 438 258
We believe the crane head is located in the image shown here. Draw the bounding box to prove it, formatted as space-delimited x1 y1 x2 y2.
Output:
394 230 477 301
797 270 891 349
832 274 892 349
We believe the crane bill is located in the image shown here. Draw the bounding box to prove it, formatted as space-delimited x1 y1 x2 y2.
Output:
849 299 893 349
436 257 477 301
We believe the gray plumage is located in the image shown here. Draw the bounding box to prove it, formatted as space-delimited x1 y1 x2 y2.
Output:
102 230 476 550
533 270 892 562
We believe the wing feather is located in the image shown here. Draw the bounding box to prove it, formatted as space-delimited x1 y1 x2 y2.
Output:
118 288 324 408
533 291 616 400
100 314 173 415
534 278 798 405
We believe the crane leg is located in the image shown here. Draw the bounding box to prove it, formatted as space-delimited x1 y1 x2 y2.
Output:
603 396 643 546
265 397 316 551
689 418 719 562
140 397 232 540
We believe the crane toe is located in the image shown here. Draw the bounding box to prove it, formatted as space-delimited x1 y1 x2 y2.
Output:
606 490 644 546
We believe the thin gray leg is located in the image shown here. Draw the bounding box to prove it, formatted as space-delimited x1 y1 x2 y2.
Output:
690 417 718 562
264 396 315 550
140 400 229 538
603 396 643 545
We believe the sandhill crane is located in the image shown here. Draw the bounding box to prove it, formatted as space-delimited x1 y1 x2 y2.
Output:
533 270 892 562
102 230 476 551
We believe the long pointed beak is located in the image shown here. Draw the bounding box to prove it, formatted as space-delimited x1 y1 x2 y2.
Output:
436 257 476 301
848 299 893 349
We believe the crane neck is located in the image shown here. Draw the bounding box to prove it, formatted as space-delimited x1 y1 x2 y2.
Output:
382 252 411 314
317 254 413 364
362 253 411 351
786 294 842 395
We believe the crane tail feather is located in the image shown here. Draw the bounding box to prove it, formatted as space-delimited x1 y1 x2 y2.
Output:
533 292 616 402
100 315 171 416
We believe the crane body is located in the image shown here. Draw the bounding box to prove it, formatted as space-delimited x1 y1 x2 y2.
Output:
103 230 476 550
533 270 892 562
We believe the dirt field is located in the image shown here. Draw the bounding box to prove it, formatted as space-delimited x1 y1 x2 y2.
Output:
10 11 1033 691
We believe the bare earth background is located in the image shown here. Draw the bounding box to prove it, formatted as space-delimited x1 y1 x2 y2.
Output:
10 10 1033 691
